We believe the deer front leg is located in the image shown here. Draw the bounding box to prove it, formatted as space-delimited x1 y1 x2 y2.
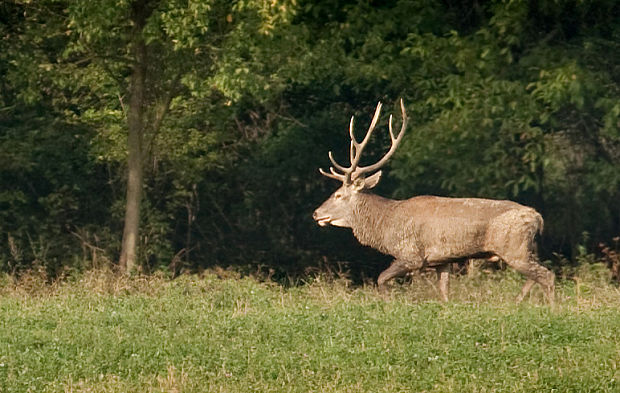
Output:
436 264 451 302
377 259 414 290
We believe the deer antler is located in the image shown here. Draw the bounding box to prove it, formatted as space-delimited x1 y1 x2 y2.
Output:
320 99 407 184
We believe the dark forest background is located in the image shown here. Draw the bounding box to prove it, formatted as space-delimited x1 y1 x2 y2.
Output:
1 0 619 281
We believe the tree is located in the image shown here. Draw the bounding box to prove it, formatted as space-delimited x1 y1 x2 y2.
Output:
1 0 618 277
2 0 298 272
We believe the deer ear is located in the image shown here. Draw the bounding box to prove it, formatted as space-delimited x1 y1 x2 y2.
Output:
351 171 382 191
352 177 366 191
363 171 382 189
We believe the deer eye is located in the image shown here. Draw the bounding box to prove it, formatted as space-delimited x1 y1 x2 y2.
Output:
334 193 343 199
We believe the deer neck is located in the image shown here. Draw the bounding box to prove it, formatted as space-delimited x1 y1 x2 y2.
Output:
350 192 398 253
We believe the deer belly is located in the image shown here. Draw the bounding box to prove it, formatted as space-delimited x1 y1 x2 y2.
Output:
424 246 489 264
421 227 488 263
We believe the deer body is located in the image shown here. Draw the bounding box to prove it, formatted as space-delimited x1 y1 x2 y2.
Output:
313 100 555 302
347 194 532 263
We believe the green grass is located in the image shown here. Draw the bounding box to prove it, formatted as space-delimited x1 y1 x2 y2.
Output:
1 268 619 392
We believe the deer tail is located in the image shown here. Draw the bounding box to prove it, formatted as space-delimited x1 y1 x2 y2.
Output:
536 212 544 236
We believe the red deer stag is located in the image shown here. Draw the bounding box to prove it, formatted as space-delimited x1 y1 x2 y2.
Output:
312 100 555 303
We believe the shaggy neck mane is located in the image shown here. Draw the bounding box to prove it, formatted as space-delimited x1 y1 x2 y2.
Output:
350 193 399 253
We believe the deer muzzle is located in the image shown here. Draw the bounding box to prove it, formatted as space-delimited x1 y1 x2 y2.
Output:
312 210 331 226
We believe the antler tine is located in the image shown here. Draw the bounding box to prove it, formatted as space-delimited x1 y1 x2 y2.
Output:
354 98 408 176
319 100 406 184
348 116 357 143
319 167 346 181
349 116 356 164
367 101 383 138
348 101 383 172
329 166 342 177
386 98 406 142
326 103 382 184
328 151 349 173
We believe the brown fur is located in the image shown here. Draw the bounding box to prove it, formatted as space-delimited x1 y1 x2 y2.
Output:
313 99 554 302
315 190 555 303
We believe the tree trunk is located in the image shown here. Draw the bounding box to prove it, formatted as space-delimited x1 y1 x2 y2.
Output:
119 1 149 272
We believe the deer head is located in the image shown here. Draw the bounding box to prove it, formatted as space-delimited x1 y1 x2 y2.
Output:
313 99 408 227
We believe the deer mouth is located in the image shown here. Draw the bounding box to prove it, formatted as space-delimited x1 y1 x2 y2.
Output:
315 216 331 226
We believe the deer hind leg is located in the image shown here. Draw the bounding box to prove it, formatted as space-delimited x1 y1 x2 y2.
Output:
487 209 555 303
504 256 555 304
538 262 555 304
515 279 536 303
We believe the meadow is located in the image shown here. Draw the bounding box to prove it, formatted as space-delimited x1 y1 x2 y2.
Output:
1 266 619 392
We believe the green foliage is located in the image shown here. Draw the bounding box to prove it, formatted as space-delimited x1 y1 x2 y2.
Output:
1 0 619 274
0 103 111 273
1 0 303 271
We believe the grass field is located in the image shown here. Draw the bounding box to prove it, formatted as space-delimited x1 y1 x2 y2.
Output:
1 267 619 392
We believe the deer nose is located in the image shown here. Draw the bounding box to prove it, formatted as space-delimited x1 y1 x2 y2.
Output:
312 210 318 220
